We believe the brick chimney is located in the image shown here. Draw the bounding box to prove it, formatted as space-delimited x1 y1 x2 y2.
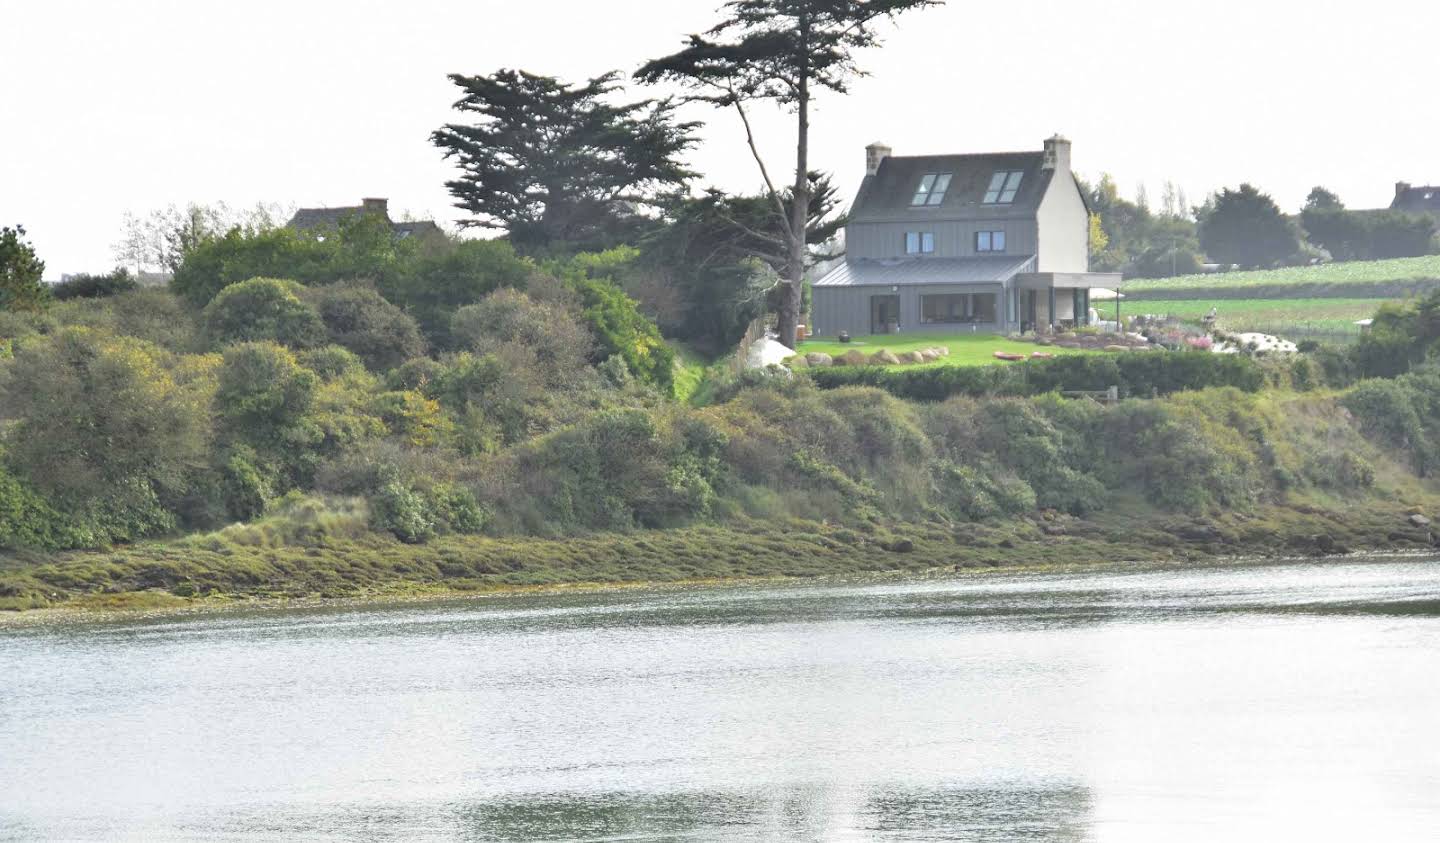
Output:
1042 134 1072 172
865 142 891 176
1395 181 1412 201
361 197 389 217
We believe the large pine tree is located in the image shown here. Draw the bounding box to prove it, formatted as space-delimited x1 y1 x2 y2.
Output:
432 70 700 256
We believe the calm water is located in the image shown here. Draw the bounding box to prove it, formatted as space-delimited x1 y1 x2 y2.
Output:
2 558 1439 841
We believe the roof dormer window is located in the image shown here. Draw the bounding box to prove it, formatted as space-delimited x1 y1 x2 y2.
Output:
911 173 952 206
983 170 1024 204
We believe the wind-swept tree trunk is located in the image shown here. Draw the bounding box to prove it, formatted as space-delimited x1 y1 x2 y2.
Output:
637 0 943 349
776 14 811 349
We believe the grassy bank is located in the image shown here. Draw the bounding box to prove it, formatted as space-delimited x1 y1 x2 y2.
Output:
3 497 1435 614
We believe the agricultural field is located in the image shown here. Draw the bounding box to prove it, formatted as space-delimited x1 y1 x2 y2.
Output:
1123 255 1440 299
796 332 1099 367
1118 297 1393 338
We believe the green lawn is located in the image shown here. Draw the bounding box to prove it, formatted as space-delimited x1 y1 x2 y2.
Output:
669 341 725 404
1122 255 1440 298
1117 297 1392 336
796 332 1099 367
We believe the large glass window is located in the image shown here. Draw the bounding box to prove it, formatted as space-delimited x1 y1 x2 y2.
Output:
920 293 999 324
975 230 1006 252
905 231 935 254
982 170 1024 204
911 173 953 206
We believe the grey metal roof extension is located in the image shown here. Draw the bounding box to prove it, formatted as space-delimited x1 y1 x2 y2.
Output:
849 152 1052 223
813 255 1036 287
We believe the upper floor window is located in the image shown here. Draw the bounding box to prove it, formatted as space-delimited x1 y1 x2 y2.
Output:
905 231 935 254
983 170 1024 204
976 231 1006 252
911 173 952 206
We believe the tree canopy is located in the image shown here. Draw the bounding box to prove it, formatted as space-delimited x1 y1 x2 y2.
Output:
1199 184 1301 268
637 174 844 351
1 225 47 312
432 69 699 255
637 0 942 347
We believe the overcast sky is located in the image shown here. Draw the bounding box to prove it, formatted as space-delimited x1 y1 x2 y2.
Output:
4 0 1437 276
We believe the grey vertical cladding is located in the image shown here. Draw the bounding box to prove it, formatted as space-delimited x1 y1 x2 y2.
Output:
847 220 1038 260
809 283 1007 337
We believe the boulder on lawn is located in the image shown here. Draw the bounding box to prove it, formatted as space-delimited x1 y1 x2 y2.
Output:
785 355 808 368
835 349 868 366
1104 344 1130 352
930 346 950 357
804 352 832 367
870 349 901 365
1410 513 1432 528
919 349 940 363
899 350 925 364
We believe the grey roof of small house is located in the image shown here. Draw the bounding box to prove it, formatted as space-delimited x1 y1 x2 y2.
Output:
393 220 443 239
813 255 1036 287
1392 185 1440 214
287 206 443 239
849 152 1053 223
288 206 364 230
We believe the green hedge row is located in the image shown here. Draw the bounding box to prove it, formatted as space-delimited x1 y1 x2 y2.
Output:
805 352 1265 401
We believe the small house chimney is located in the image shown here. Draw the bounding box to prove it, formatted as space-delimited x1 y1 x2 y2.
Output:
865 142 892 176
1042 134 1072 172
361 197 389 217
1396 181 1412 201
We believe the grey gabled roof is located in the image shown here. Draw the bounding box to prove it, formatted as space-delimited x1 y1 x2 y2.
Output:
288 206 366 230
813 255 1036 287
287 206 444 240
850 152 1052 223
1392 185 1440 214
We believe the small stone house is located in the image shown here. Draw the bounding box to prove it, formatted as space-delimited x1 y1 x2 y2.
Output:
811 135 1119 337
287 197 444 241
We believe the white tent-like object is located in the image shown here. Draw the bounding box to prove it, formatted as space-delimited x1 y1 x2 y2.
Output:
1089 287 1125 301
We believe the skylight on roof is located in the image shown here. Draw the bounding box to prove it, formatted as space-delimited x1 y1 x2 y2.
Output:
911 173 952 206
983 170 1024 204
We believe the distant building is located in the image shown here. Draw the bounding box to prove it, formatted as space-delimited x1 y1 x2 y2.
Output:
811 135 1119 337
287 197 444 241
1390 182 1440 215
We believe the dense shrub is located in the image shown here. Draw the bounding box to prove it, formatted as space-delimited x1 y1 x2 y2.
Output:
807 351 1264 402
570 274 675 394
202 277 326 349
499 409 726 533
50 269 139 300
47 288 198 352
1102 394 1267 512
305 283 426 371
0 328 212 526
1342 369 1440 476
931 460 1036 521
369 481 437 543
0 463 88 550
173 214 417 306
384 239 532 345
451 288 593 388
173 227 328 306
214 343 321 487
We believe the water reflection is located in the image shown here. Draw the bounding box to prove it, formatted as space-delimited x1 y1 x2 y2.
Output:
2 557 1437 840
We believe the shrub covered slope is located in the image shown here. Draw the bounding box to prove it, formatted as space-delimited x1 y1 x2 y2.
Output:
4 227 1440 610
